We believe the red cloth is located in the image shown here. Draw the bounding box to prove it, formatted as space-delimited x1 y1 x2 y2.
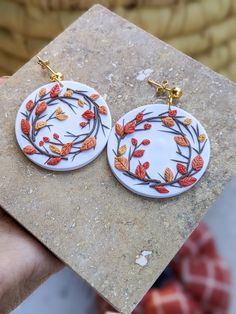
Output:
142 281 200 314
97 223 231 314
172 223 231 314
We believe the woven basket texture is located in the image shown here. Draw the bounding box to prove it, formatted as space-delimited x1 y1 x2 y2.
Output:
0 0 236 81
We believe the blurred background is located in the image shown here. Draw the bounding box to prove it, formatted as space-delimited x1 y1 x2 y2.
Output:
0 0 236 81
0 0 235 313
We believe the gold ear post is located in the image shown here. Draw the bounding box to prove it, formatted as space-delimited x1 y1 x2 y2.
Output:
148 79 182 111
37 56 64 87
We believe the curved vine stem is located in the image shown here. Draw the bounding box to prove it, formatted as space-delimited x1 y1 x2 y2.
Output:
21 87 109 162
114 108 206 190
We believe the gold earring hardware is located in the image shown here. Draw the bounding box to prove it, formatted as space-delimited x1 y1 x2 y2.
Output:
148 79 183 110
37 56 64 86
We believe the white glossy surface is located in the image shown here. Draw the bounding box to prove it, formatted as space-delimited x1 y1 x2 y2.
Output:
15 81 112 171
107 104 210 198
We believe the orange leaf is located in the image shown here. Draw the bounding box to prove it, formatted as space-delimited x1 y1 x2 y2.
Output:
50 145 61 155
162 117 174 127
164 167 174 183
155 185 169 193
80 137 96 151
183 118 192 126
198 134 206 142
179 176 197 187
168 110 177 117
115 123 124 137
64 89 73 97
114 156 129 171
176 163 187 175
26 100 34 111
21 119 30 135
142 139 150 145
82 109 95 120
133 149 145 157
144 123 152 130
35 101 47 116
61 143 73 156
55 106 63 115
118 144 127 156
50 84 60 98
56 113 68 121
90 94 100 101
174 136 189 147
135 164 146 179
80 122 87 128
23 145 37 155
124 121 136 134
39 87 46 97
47 157 62 165
35 120 47 130
78 99 85 107
136 112 144 122
192 155 204 171
98 105 108 115
143 161 150 169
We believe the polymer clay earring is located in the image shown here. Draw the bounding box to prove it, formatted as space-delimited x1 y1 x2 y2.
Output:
107 80 210 198
15 56 112 171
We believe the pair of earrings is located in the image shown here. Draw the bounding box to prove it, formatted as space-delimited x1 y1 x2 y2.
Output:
15 57 210 198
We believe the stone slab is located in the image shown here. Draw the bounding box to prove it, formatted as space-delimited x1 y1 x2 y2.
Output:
0 5 236 314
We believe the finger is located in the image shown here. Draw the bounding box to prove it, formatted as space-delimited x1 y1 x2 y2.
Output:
0 76 10 85
0 206 64 313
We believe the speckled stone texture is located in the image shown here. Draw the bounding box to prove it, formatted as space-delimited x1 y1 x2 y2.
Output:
0 5 236 314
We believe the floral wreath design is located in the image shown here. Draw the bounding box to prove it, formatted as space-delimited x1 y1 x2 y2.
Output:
113 108 208 194
20 83 110 166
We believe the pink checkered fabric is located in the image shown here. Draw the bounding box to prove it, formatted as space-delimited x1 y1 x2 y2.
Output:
172 223 231 313
142 281 201 314
174 256 231 314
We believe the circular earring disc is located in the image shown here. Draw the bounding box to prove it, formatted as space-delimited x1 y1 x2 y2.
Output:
15 81 112 171
107 104 210 198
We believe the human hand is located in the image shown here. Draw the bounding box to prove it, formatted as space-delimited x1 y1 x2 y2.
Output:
0 77 63 314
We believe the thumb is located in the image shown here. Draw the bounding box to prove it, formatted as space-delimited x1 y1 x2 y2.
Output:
0 76 10 85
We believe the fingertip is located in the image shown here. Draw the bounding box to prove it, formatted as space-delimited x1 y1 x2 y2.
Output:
0 76 10 85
